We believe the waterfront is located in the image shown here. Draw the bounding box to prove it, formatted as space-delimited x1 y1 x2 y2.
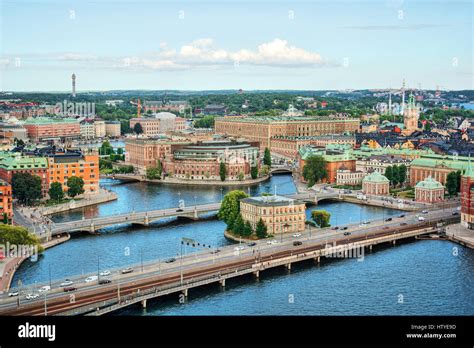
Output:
11 174 474 315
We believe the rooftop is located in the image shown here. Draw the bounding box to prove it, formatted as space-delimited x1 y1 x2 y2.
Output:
415 176 444 189
23 117 79 125
241 195 303 207
362 171 389 183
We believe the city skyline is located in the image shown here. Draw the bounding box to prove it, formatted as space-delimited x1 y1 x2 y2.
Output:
0 0 473 92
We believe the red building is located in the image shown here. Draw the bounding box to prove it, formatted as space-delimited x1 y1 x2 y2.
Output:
0 180 13 223
461 160 474 229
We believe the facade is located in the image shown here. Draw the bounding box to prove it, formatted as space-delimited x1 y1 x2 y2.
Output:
415 176 444 203
163 141 260 181
144 101 188 114
336 169 364 186
94 120 106 138
0 123 28 142
403 94 420 134
79 119 95 139
460 160 474 229
240 195 306 235
356 155 410 182
105 121 121 137
125 137 190 170
270 135 355 158
23 117 81 142
0 153 49 196
362 172 390 196
215 116 360 149
0 180 13 223
409 154 472 186
130 113 185 137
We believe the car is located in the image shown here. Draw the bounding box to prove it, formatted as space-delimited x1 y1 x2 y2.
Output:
418 216 426 221
38 285 51 293
400 222 408 226
165 258 176 263
26 293 39 300
293 241 302 246
343 232 351 236
292 233 302 238
331 226 339 230
270 240 279 245
210 249 221 254
84 276 98 283
383 226 390 230
121 267 134 274
247 242 257 247
63 286 76 292
8 291 19 297
452 211 459 216
176 209 184 212
341 227 348 230
398 214 405 218
422 210 429 214
361 221 370 225
99 279 112 285
233 246 245 251
99 270 111 276
60 279 74 287
385 217 392 222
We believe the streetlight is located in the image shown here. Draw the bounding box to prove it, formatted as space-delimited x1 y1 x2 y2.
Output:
194 195 197 209
220 187 223 202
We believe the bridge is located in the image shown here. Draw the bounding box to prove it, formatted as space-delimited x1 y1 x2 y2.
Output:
0 208 459 316
48 192 340 235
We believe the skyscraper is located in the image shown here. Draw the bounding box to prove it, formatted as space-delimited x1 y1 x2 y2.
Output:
72 73 76 98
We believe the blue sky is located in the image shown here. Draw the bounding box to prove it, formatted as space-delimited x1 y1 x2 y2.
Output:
0 0 472 91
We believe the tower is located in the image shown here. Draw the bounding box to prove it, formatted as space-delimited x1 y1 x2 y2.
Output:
72 73 76 98
461 157 474 229
400 79 406 115
403 93 419 133
388 89 392 117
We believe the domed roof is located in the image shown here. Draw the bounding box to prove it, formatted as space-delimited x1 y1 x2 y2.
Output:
415 176 444 189
362 171 389 183
155 112 177 119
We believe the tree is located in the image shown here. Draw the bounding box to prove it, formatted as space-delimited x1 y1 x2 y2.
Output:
232 214 245 235
302 155 328 186
243 221 253 237
99 140 115 156
311 210 331 228
391 165 400 186
219 162 227 181
446 171 459 196
218 190 249 228
133 122 143 135
385 166 393 186
48 182 64 202
255 218 268 238
398 164 407 186
12 173 42 205
455 170 462 193
263 148 272 166
146 167 161 180
237 172 244 181
260 165 270 176
67 176 85 198
0 224 44 253
251 166 258 179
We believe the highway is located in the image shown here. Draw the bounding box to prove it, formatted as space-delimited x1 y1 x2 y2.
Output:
0 205 460 316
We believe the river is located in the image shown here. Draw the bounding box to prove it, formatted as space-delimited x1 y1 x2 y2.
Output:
11 174 474 315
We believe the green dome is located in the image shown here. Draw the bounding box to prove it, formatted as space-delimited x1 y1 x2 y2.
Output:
415 176 444 189
362 171 389 183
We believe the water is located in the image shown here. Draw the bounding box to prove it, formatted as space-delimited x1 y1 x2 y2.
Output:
11 174 474 315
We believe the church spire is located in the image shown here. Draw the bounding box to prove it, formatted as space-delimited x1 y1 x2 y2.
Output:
464 155 474 178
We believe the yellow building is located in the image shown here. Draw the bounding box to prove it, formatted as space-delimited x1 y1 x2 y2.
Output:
240 195 306 234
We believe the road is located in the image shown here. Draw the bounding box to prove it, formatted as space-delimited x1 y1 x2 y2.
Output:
0 205 460 315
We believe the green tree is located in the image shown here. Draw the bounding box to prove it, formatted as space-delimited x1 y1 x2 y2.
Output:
385 166 393 186
455 170 462 193
0 224 44 253
232 214 245 235
218 190 249 228
260 165 270 176
311 210 331 228
302 155 328 186
255 218 268 238
391 165 400 186
237 172 244 181
48 182 64 202
133 122 143 135
219 162 227 181
446 171 458 196
398 164 407 186
243 221 253 237
99 140 115 156
12 173 42 205
263 148 272 166
146 167 161 180
67 176 85 198
251 166 258 179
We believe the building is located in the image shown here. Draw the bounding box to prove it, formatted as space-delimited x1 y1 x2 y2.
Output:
460 159 474 229
415 176 444 203
356 154 411 182
0 180 13 223
79 119 95 139
270 135 355 158
195 104 227 116
45 150 99 194
130 112 186 137
240 195 306 235
163 140 260 181
362 172 390 196
105 121 121 137
403 93 420 134
336 169 364 186
23 117 81 142
94 120 106 138
409 154 472 186
215 116 360 149
125 137 191 170
0 123 28 144
0 153 49 196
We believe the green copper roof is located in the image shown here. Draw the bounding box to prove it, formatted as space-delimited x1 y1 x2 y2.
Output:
23 117 79 125
415 176 444 189
362 171 389 183
0 152 48 170
464 157 474 178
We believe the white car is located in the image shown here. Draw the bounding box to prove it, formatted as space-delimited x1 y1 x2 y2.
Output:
26 293 39 300
292 233 302 238
99 270 111 276
84 276 98 283
233 246 245 251
422 210 429 214
38 286 51 293
60 280 74 287
8 291 19 297
418 216 426 221
270 240 279 245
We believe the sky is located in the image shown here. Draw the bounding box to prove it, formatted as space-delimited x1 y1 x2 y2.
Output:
0 0 472 92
